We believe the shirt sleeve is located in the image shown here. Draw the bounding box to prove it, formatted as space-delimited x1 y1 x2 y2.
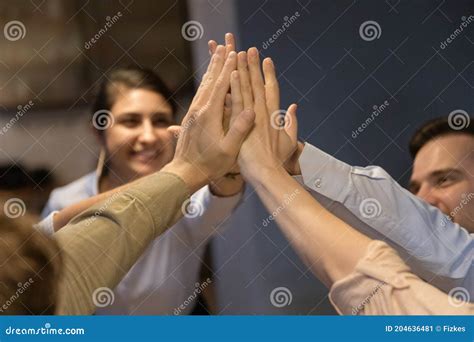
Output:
296 142 473 296
180 185 243 246
329 240 474 315
33 211 57 236
54 171 190 315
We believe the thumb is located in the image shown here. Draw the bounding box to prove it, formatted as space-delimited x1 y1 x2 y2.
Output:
285 103 298 144
221 109 255 155
167 125 182 145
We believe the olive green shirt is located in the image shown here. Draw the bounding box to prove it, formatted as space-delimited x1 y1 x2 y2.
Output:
54 172 190 315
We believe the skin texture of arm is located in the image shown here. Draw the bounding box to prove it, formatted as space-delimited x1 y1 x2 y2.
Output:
249 166 371 287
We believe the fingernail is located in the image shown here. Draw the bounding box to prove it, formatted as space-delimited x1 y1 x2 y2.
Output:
248 47 258 57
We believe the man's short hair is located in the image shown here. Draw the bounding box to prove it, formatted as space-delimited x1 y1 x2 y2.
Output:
409 116 474 159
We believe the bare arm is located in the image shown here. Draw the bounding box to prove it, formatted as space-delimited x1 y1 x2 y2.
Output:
234 47 371 287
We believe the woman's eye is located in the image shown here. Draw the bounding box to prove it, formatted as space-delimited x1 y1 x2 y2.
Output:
153 118 171 127
121 119 140 127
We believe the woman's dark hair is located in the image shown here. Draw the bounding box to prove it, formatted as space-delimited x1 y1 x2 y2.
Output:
409 116 473 159
92 66 178 132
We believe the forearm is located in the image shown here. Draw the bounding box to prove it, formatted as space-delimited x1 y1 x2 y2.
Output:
53 186 128 232
53 161 207 232
55 163 200 315
248 166 372 287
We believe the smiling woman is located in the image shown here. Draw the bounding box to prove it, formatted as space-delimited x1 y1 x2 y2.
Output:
90 66 178 192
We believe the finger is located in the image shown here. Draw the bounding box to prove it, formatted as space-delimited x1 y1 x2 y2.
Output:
263 57 280 116
247 47 266 109
223 93 232 132
221 109 255 156
224 33 236 58
230 70 243 125
191 49 219 107
209 51 237 112
208 40 218 55
195 45 226 107
284 103 298 144
237 51 253 109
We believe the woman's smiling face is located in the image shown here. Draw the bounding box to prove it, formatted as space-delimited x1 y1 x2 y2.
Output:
102 87 175 182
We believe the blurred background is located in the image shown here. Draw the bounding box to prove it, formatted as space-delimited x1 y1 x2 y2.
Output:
0 0 473 314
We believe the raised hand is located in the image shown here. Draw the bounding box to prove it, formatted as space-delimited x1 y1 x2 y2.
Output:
163 45 255 192
230 47 298 181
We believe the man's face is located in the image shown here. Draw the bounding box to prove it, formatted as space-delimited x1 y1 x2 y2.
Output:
410 134 474 233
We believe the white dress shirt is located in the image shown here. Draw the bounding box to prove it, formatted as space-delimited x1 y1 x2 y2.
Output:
37 172 241 314
296 142 473 298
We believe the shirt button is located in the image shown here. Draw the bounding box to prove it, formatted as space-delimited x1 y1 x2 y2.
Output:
314 178 322 188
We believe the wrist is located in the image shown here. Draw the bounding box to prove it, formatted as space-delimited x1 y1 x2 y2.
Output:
209 175 244 197
286 141 304 175
244 163 287 188
161 159 208 193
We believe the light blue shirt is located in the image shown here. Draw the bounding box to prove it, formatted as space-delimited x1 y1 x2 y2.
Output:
297 142 473 297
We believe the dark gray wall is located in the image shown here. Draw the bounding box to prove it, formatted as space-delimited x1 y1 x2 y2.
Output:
237 0 474 183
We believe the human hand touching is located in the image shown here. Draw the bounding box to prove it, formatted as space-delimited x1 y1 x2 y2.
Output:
162 45 255 193
205 33 246 196
230 47 298 182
